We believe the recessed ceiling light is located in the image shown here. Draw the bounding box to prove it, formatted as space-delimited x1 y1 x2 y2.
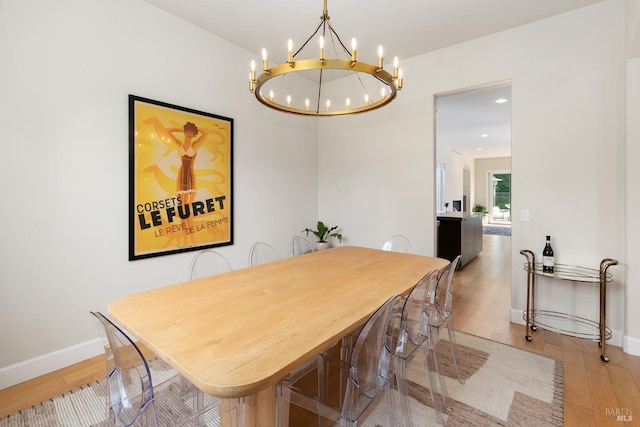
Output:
477 147 483 151
495 98 508 104
481 134 489 138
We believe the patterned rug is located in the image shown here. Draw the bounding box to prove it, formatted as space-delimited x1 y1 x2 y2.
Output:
0 332 562 426
483 226 511 236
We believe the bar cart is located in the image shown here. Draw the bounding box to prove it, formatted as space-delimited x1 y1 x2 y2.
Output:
520 250 618 362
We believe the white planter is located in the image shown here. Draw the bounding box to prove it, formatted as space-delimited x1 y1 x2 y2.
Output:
315 242 331 251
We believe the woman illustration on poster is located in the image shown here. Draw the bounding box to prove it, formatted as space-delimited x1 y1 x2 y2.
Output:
171 122 208 199
144 118 209 245
171 121 208 244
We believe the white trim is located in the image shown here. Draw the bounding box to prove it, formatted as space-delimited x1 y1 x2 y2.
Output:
0 338 104 389
509 308 627 352
623 334 640 356
510 307 526 325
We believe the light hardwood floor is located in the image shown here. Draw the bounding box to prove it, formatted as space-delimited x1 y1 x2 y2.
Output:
1 234 639 426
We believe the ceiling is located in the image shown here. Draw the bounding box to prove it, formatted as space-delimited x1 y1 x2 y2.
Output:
142 0 602 65
142 0 603 160
437 83 512 160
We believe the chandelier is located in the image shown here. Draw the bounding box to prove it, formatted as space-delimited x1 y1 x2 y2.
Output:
248 0 403 117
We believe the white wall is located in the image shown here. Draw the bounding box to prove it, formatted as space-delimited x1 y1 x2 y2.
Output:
440 149 465 211
319 0 631 350
0 0 319 387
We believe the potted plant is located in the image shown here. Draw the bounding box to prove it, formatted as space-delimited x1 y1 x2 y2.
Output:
473 204 489 223
473 204 488 215
303 221 343 251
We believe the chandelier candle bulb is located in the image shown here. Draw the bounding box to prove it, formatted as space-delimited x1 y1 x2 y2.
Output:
287 95 291 107
397 68 403 89
305 98 310 111
346 98 351 109
261 48 268 72
249 61 256 92
393 56 399 78
269 90 274 102
319 36 325 61
326 99 330 111
287 39 293 65
351 38 357 63
377 45 384 70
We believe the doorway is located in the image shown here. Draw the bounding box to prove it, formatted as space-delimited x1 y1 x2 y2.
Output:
434 80 512 260
434 81 512 220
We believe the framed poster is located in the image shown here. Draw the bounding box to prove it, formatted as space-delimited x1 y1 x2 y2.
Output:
129 95 233 260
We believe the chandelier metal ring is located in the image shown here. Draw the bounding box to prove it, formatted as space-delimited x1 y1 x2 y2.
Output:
254 59 398 116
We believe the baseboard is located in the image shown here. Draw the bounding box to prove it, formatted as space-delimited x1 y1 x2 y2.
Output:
509 308 626 349
623 334 640 356
0 338 104 390
509 308 526 325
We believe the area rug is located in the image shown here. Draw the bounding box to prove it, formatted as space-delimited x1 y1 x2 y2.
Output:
483 226 511 236
361 332 563 427
0 332 562 427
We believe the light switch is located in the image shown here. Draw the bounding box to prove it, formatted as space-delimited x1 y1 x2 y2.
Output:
521 210 529 221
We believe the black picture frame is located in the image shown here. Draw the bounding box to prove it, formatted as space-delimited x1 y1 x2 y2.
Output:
128 95 233 260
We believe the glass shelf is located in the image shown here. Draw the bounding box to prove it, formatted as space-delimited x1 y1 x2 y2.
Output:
523 262 612 283
522 309 612 341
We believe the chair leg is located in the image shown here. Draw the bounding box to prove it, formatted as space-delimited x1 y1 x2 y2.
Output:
429 327 453 415
195 389 205 426
421 343 447 424
275 382 290 427
394 359 413 427
384 380 396 427
446 322 465 384
141 399 160 427
338 335 353 405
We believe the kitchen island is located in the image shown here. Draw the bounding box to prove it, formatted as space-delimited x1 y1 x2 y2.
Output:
437 212 483 268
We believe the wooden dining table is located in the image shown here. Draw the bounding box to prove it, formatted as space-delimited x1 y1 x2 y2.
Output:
107 246 449 426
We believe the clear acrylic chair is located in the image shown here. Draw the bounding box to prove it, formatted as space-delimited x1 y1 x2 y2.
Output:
186 249 234 417
290 236 313 257
188 249 233 280
248 241 280 266
91 311 162 426
91 311 239 427
276 295 399 427
429 255 465 390
381 234 411 254
395 269 450 426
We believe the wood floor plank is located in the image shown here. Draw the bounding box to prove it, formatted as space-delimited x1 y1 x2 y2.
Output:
586 370 621 427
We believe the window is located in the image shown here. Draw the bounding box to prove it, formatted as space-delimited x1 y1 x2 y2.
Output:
489 171 511 223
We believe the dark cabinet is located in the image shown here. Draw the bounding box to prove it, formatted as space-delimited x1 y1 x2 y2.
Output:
436 213 482 268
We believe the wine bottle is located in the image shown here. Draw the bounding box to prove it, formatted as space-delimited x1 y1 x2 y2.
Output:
542 235 554 273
